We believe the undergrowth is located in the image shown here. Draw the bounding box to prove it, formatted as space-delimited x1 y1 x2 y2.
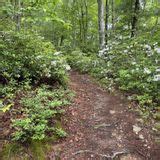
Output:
0 85 74 160
0 28 74 159
11 85 73 142
66 38 160 116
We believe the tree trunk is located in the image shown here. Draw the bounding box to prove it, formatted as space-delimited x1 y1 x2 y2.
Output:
111 0 114 30
15 0 21 31
80 0 85 45
97 0 105 50
105 0 109 44
131 0 140 37
72 0 77 48
84 0 88 44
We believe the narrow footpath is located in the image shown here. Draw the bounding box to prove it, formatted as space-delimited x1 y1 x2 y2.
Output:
48 71 160 160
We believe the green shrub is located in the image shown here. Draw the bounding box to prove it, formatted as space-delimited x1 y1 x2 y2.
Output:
0 31 69 87
67 38 160 110
67 50 106 76
11 85 72 142
105 38 160 108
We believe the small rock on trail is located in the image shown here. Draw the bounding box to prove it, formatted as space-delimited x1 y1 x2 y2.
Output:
48 71 160 160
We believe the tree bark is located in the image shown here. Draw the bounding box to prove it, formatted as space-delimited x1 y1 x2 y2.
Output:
15 0 21 31
111 0 114 30
72 0 77 48
80 0 85 45
131 0 140 37
97 0 105 50
105 0 109 44
84 0 88 44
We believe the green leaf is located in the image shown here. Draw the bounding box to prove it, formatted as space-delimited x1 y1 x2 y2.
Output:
1 103 13 112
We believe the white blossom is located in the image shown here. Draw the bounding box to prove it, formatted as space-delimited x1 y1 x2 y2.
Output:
98 49 106 57
46 73 51 78
123 25 128 30
51 60 57 66
124 50 128 53
155 60 159 65
132 62 136 65
131 69 135 73
65 64 71 71
156 68 160 72
154 47 160 54
119 35 123 40
42 64 47 67
144 68 151 74
153 74 160 81
36 55 43 59
54 51 62 56
144 44 151 50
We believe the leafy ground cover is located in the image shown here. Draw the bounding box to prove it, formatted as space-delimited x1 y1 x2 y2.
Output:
0 85 74 159
0 30 73 159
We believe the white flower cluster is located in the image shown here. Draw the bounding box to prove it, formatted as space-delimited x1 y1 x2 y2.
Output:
144 44 153 56
36 55 43 60
153 74 160 81
124 50 128 53
131 62 136 65
64 64 71 71
153 68 160 81
143 43 160 56
154 47 160 54
156 68 160 72
144 68 151 74
123 25 129 30
54 51 62 56
144 44 151 50
98 48 107 57
51 60 57 66
44 68 51 78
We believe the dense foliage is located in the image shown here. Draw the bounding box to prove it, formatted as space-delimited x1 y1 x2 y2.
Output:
0 31 69 87
67 37 160 112
12 86 72 142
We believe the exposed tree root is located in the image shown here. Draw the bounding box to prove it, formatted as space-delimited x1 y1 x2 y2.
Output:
72 149 129 159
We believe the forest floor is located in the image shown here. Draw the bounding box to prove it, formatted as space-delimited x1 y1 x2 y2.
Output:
48 71 160 160
0 71 160 160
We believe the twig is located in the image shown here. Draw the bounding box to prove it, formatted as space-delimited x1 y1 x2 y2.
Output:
72 149 129 159
111 151 129 159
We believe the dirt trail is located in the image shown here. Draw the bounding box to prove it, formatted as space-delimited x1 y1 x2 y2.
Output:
49 71 159 160
0 112 4 151
0 110 10 153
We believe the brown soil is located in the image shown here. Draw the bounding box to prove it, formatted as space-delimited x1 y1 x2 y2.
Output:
0 111 10 152
48 71 160 160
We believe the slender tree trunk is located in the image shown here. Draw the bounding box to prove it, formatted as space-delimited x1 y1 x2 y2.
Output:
131 0 140 37
79 0 88 46
105 0 109 44
84 0 88 44
59 35 64 46
77 1 82 43
15 0 21 31
80 1 85 45
97 0 105 50
111 0 114 30
72 0 76 48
